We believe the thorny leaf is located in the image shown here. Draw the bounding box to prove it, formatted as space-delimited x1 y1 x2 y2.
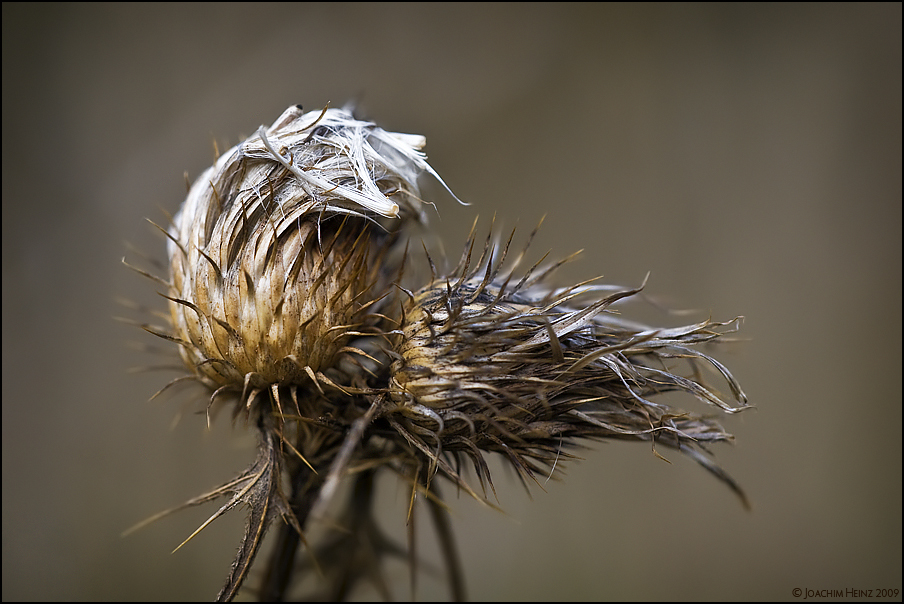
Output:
124 419 303 601
215 421 302 601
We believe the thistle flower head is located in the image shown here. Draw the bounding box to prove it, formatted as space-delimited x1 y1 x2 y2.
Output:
387 222 750 500
165 105 456 394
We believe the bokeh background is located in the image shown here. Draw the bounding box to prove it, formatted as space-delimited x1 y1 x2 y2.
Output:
3 3 900 601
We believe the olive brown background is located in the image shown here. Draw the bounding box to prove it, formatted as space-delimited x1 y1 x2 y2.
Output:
3 4 900 601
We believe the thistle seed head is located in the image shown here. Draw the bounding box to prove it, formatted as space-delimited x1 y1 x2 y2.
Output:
388 224 750 500
165 105 454 393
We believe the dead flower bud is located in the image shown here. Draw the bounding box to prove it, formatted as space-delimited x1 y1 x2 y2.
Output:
127 105 751 602
165 104 457 398
388 222 751 504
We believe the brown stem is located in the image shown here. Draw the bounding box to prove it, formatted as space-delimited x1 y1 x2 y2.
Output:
258 461 320 601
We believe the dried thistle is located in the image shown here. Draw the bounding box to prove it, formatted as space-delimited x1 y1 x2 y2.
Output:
387 220 749 502
126 104 750 601
163 104 454 397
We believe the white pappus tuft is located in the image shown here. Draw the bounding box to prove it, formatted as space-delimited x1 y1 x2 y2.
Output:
196 104 459 225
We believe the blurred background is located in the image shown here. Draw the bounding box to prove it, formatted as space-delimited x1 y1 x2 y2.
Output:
2 3 900 601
